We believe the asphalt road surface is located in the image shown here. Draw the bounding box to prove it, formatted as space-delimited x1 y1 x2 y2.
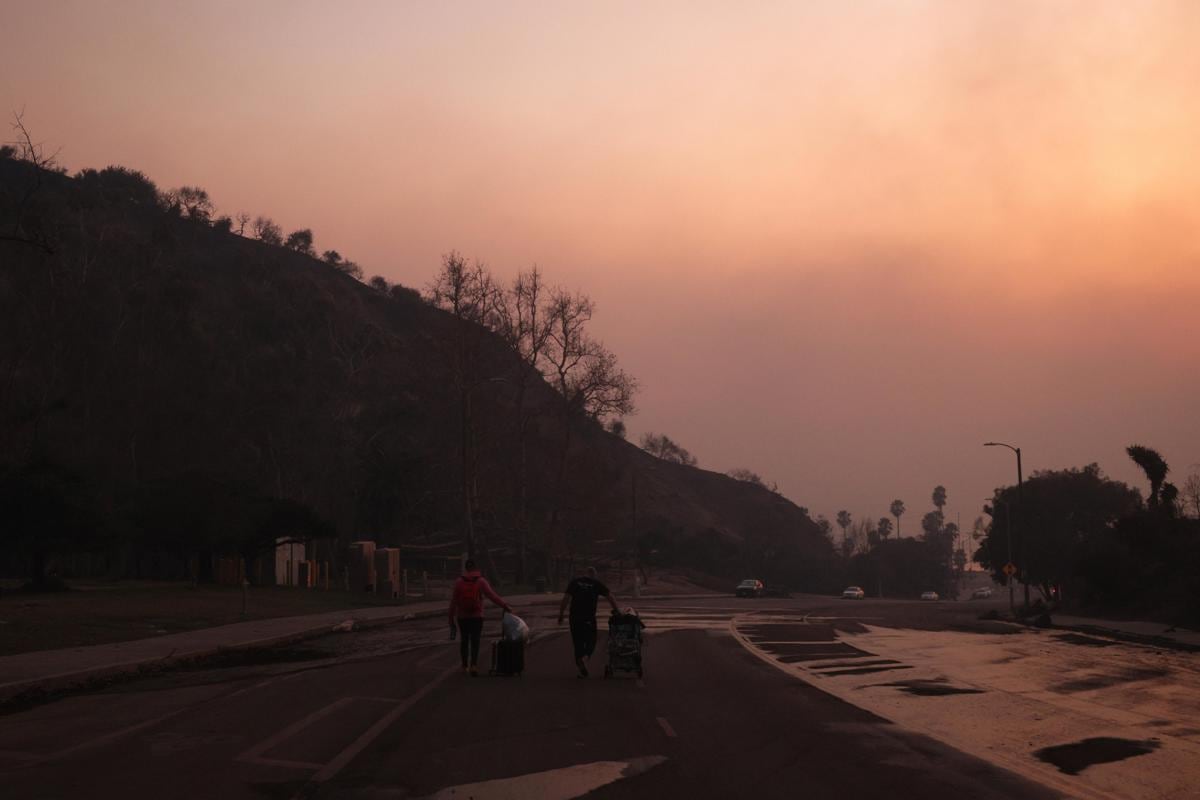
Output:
1 594 1191 799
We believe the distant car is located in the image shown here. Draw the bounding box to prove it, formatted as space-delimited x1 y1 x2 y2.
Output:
920 591 940 601
842 586 865 599
971 587 993 600
736 579 765 598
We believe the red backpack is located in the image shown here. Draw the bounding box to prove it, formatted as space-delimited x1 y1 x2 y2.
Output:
455 575 484 616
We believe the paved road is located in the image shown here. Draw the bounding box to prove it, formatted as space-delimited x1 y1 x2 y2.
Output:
1 594 1189 799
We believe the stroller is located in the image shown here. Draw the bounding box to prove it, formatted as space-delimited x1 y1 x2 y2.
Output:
603 608 646 679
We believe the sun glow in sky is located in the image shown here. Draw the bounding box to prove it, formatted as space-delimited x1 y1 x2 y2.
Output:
4 0 1198 524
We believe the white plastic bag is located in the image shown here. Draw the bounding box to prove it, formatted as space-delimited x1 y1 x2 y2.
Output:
501 611 530 641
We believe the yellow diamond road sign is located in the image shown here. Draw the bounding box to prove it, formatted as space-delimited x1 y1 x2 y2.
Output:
1003 562 1017 577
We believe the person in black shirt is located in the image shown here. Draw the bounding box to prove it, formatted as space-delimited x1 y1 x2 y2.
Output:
558 566 619 678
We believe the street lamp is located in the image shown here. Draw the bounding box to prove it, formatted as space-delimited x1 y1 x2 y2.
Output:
984 441 1028 609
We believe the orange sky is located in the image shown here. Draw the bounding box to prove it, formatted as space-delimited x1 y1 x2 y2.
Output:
4 1 1199 529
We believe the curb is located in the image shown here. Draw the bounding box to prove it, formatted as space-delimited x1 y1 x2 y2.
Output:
1049 621 1200 653
989 615 1200 653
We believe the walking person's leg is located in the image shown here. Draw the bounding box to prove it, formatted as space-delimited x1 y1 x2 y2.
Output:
457 618 469 671
569 620 589 677
582 618 598 660
465 618 483 675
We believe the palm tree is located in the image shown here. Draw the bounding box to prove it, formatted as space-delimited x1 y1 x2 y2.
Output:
890 499 906 538
932 485 947 516
836 510 852 552
1127 444 1169 507
877 517 893 541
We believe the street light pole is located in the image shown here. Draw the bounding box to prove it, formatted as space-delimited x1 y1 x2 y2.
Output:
984 441 1028 609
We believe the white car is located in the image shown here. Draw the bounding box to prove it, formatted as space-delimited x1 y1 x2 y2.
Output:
920 591 940 601
971 587 993 600
842 586 865 599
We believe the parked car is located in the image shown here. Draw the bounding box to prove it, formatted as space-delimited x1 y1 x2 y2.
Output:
841 586 865 599
736 579 765 598
920 591 940 601
970 587 993 599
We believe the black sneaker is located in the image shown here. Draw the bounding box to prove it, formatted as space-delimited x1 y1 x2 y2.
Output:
577 659 589 678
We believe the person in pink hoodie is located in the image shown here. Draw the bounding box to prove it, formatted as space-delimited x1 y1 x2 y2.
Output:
448 559 512 676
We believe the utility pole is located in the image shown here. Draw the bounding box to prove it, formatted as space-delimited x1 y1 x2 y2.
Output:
985 442 1027 609
631 468 640 599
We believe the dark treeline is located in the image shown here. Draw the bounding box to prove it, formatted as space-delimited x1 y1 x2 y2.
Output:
975 447 1200 622
832 487 966 599
0 141 838 592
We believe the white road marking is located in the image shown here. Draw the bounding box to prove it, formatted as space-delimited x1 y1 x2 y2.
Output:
656 717 677 738
236 697 355 766
309 665 457 784
239 755 325 771
418 755 667 800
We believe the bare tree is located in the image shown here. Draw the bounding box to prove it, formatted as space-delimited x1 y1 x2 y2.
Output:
252 216 282 246
425 252 503 562
163 186 214 221
541 286 636 578
641 433 697 465
1183 472 1200 519
235 212 251 236
1 110 61 254
493 266 555 583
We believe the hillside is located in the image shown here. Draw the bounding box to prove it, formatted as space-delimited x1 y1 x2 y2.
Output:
0 155 837 590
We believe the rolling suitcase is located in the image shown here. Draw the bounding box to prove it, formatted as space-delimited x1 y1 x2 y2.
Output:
489 638 525 676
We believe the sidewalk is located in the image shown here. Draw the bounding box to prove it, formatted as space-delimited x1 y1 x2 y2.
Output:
1051 614 1200 650
0 593 550 704
0 590 717 703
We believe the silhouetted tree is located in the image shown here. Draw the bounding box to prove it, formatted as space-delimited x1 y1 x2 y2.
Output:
1127 444 1169 508
284 228 315 256
426 252 502 561
877 516 893 540
976 464 1140 601
932 485 947 516
1 110 61 253
235 212 251 236
162 186 214 222
607 418 627 439
213 215 233 234
252 216 282 246
1183 472 1200 519
890 499 906 538
640 433 696 466
726 468 779 493
369 275 390 293
1160 482 1180 517
836 510 852 554
540 286 636 576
